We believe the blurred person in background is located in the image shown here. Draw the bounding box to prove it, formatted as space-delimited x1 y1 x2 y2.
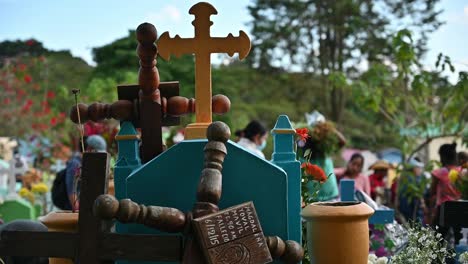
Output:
237 120 268 159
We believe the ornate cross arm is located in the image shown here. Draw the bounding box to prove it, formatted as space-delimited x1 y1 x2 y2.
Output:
69 101 135 124
69 94 230 124
94 195 187 233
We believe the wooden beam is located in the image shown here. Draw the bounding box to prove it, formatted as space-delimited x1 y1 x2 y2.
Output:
98 233 183 261
78 152 111 264
117 82 180 127
0 231 77 258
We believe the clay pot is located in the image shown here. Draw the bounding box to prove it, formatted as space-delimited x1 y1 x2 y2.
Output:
301 201 374 264
39 211 78 264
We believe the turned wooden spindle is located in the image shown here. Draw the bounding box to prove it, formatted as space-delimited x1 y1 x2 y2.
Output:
163 94 231 117
69 101 134 124
266 236 304 264
94 194 186 233
193 122 230 218
136 23 160 100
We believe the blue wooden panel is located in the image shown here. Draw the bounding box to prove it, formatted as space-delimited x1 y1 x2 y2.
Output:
369 210 394 224
122 140 289 264
340 179 394 224
340 179 355 202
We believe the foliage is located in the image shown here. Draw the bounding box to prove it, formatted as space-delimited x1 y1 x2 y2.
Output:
369 224 396 258
0 55 68 138
353 30 468 161
398 169 430 202
247 0 443 122
0 39 92 151
391 222 455 264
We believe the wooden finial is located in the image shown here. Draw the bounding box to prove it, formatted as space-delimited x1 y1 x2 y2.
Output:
136 23 160 97
94 194 186 233
212 94 230 115
266 236 304 263
266 236 286 258
206 121 230 143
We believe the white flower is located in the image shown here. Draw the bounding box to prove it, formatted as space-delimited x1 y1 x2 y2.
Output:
376 256 388 264
460 252 468 263
368 254 378 262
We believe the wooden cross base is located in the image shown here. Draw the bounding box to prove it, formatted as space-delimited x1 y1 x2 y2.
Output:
185 123 212 140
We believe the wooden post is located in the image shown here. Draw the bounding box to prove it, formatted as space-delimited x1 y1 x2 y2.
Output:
271 115 302 247
78 152 110 264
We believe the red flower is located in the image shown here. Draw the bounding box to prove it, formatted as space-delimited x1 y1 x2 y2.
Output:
26 99 33 106
301 162 327 183
18 89 26 96
46 91 55 99
26 39 35 46
3 98 10 105
50 117 58 126
18 64 27 71
295 128 309 142
24 75 32 83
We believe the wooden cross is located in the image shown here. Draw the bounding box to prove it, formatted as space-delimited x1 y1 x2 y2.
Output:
158 2 251 139
0 123 303 264
70 23 231 163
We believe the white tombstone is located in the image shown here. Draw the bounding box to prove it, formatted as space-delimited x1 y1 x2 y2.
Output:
7 153 29 198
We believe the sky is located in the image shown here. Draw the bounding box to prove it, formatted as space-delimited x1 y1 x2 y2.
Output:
1 0 468 78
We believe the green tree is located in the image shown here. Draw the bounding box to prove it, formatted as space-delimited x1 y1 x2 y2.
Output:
353 30 467 160
247 0 443 122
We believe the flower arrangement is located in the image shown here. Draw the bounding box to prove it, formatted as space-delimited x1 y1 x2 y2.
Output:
31 182 48 194
18 187 34 204
368 253 389 264
391 223 455 264
453 163 468 199
369 224 396 257
459 251 468 264
295 128 330 204
298 121 340 158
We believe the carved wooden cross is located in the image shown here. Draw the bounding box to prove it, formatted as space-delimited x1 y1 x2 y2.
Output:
70 23 231 163
0 123 304 264
158 2 251 139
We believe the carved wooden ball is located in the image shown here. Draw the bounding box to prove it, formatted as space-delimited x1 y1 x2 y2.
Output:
69 103 88 124
206 121 230 143
93 194 119 220
212 94 230 114
266 236 286 258
281 240 304 264
136 23 157 44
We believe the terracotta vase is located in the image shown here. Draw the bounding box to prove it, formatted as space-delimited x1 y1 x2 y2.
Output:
39 211 78 264
301 201 374 264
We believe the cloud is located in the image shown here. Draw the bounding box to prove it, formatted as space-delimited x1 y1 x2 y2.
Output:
145 5 181 23
464 6 468 17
